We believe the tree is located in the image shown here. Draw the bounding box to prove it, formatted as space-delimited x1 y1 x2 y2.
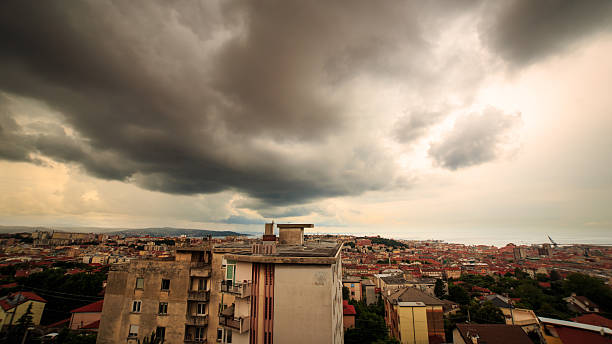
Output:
343 286 350 300
470 301 504 324
549 270 561 282
448 285 470 305
3 303 35 343
434 279 446 298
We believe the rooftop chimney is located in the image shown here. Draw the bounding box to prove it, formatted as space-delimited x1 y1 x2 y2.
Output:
263 222 276 242
265 222 274 236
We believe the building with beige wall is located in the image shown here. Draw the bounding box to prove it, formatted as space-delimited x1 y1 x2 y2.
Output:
98 223 343 344
214 223 344 344
343 276 362 302
70 300 103 330
383 287 445 344
97 246 212 344
0 291 47 328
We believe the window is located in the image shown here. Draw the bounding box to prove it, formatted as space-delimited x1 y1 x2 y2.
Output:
198 278 207 291
161 279 170 290
132 300 142 313
226 329 232 343
155 327 165 340
158 302 168 315
217 328 223 341
195 327 206 340
135 277 144 289
128 324 139 337
197 303 206 315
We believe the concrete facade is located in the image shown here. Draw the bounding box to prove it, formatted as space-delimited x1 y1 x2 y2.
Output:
97 246 212 344
216 223 344 344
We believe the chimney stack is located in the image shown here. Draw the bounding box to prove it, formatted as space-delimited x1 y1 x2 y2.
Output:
263 222 276 242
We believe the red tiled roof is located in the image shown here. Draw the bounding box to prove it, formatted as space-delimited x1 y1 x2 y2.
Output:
0 291 46 310
19 291 47 303
0 299 11 311
0 282 18 289
71 300 104 313
572 314 612 329
556 326 612 344
343 303 356 316
538 282 551 288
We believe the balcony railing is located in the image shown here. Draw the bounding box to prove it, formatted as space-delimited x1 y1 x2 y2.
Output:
219 314 250 334
188 290 210 302
184 334 207 343
185 314 209 326
220 280 251 298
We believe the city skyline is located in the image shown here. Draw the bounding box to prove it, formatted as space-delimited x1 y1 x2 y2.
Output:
1 1 611 242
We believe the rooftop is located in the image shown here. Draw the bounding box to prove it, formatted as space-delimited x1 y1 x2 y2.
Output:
220 240 342 264
456 324 533 344
386 287 444 306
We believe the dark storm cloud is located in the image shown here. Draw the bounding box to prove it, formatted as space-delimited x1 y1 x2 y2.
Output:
3 1 466 207
429 108 521 170
481 0 612 66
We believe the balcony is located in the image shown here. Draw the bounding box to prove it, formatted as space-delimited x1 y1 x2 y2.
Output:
188 290 210 302
184 333 207 343
185 314 209 326
190 262 211 277
219 314 250 334
220 280 251 298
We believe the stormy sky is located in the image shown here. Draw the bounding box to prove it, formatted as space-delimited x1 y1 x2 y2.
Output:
1 0 611 244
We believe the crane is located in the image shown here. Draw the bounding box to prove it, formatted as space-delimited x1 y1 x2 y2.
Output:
547 235 558 248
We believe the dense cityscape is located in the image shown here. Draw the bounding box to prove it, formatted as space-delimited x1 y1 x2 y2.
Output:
2 1 612 343
0 224 610 343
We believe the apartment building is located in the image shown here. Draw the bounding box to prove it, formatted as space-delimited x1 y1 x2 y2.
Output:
97 245 212 343
383 287 445 344
213 223 344 344
98 223 343 344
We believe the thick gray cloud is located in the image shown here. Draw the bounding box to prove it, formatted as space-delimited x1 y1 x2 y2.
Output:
429 108 521 170
481 0 612 66
1 1 442 207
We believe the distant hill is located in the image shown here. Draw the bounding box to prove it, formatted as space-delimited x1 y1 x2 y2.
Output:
0 225 247 237
106 227 245 238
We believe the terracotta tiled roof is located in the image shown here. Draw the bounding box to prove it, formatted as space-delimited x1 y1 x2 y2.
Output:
556 326 612 344
572 314 612 329
343 300 356 316
0 291 46 310
71 300 104 313
19 291 47 303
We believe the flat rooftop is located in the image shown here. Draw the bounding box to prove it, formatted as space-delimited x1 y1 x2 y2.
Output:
215 239 342 265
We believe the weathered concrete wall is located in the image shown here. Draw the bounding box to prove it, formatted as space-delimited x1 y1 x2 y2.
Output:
207 251 229 344
398 306 428 344
278 228 303 245
236 261 252 283
274 264 336 344
97 260 190 344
